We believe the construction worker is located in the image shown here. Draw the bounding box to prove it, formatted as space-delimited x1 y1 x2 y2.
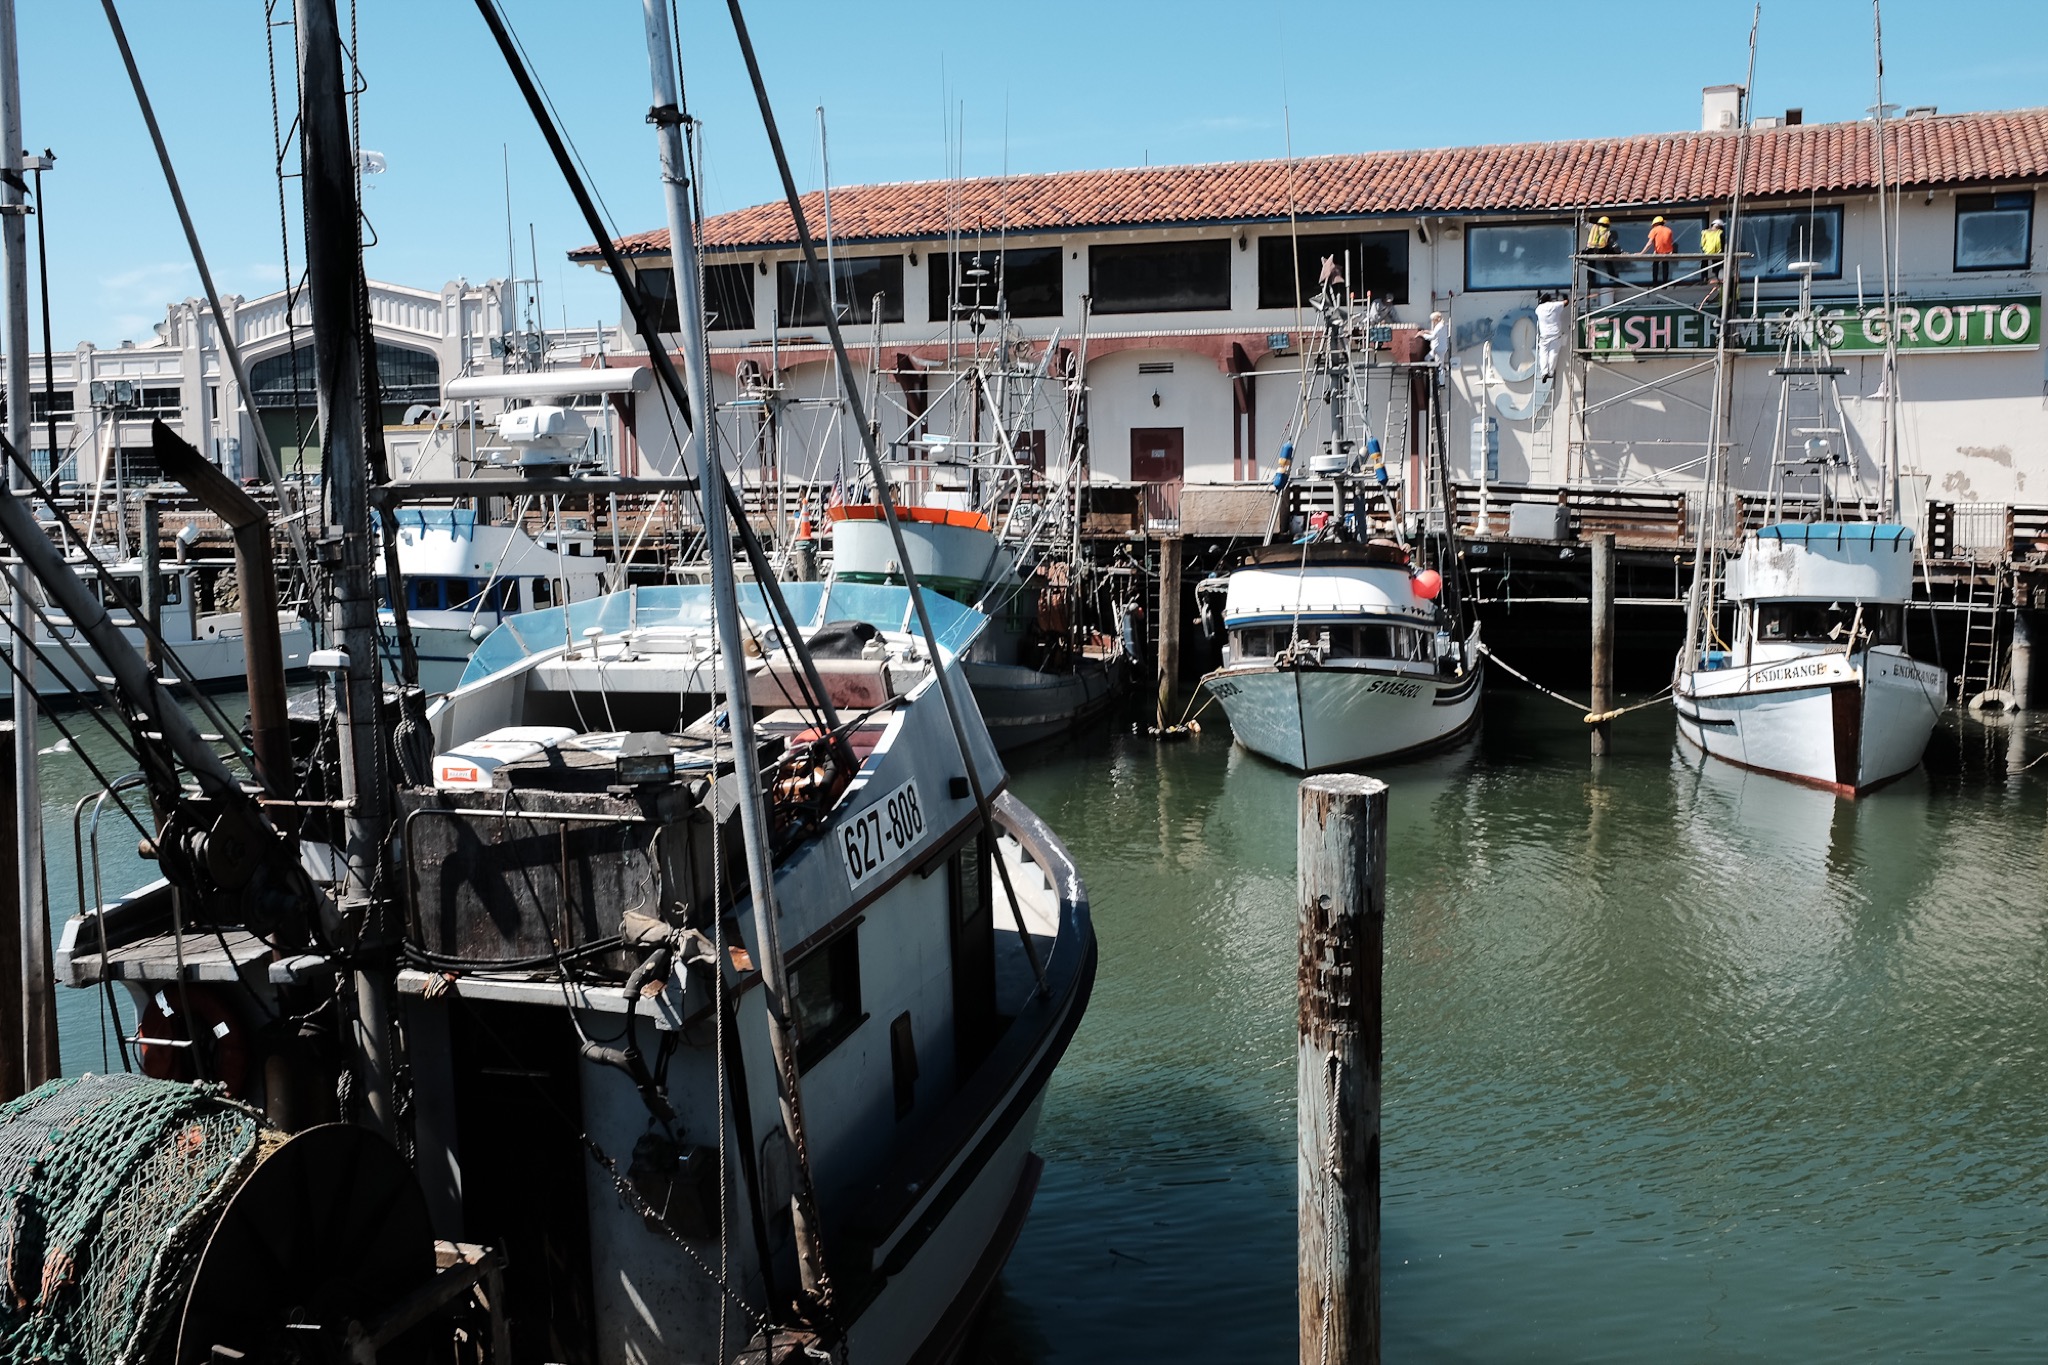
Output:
1585 215 1618 288
1535 292 1569 384
1642 215 1678 286
1700 217 1728 304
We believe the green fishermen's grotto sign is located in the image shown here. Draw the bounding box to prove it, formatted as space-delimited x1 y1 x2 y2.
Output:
1580 294 2040 356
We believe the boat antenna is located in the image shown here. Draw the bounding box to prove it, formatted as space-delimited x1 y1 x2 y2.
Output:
726 0 1052 1006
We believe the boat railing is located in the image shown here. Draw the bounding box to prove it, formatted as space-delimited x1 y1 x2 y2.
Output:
70 772 149 976
453 581 990 691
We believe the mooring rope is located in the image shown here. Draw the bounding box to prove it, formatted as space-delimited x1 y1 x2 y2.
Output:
1475 641 1673 725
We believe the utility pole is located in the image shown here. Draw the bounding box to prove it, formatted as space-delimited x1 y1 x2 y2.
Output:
296 0 395 1139
0 0 57 1086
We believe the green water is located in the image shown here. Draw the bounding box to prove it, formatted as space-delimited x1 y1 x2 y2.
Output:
978 693 2048 1362
31 690 2048 1360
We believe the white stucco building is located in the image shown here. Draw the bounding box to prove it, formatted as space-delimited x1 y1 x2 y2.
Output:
573 92 2045 531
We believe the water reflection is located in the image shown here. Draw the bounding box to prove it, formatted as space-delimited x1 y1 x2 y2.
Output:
982 695 2048 1362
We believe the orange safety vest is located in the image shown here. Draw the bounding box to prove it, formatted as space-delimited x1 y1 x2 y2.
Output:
1647 223 1676 254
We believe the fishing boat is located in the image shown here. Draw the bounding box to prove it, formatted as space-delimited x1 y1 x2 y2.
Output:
0 548 312 699
1198 279 1481 772
6 5 1096 1361
380 506 607 692
826 326 1126 750
829 497 1122 749
1672 253 1945 796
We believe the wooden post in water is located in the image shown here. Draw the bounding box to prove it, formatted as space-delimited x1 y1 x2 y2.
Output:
0 719 24 1102
1156 534 1184 723
1590 532 1616 756
1298 773 1384 1365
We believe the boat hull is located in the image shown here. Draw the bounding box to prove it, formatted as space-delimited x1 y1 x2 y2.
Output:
1201 660 1482 771
964 657 1120 750
1674 648 1945 796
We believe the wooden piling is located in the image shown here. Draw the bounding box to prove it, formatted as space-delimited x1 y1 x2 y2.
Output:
1590 531 1616 756
0 720 24 1102
1156 534 1184 721
1298 773 1385 1365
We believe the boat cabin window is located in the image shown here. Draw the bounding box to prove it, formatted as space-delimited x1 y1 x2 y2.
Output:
1233 627 1275 658
405 577 515 613
790 930 864 1072
1334 624 1430 661
1755 602 1900 645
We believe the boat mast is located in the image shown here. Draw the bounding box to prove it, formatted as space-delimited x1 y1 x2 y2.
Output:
1870 0 1901 520
640 0 836 1314
296 0 397 1139
1680 4 1759 675
0 0 55 1087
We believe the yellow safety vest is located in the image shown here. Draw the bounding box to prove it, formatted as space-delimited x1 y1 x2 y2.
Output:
1587 224 1614 250
1700 228 1725 256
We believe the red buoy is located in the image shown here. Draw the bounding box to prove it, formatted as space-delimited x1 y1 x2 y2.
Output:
1412 568 1443 600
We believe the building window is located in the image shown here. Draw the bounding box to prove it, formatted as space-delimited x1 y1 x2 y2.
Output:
1465 223 1574 291
1090 240 1231 314
789 928 863 1071
926 246 1063 322
1955 192 2033 272
631 265 681 333
706 262 757 332
633 262 758 333
1737 206 1842 280
28 390 73 423
777 255 905 328
1586 217 1707 286
248 341 439 407
137 386 181 415
1257 231 1410 308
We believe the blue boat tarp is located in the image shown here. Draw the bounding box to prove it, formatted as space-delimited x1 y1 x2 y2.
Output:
457 581 988 689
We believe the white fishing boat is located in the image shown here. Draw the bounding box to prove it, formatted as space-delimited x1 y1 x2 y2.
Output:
0 550 311 700
381 506 607 693
1200 278 1481 772
1674 522 1944 794
1672 248 1945 795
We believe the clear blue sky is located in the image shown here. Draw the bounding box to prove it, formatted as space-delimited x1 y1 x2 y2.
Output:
18 0 2048 351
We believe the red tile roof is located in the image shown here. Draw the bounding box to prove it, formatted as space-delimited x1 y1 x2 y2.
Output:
574 107 2048 260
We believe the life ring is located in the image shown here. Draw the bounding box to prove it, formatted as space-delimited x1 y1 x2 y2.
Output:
136 985 252 1098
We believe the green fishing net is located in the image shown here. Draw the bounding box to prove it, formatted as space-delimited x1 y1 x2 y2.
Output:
0 1073 263 1365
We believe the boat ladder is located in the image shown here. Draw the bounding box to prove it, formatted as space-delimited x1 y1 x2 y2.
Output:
1956 559 2008 703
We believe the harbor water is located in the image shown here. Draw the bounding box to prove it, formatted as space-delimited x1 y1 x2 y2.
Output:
35 689 2048 1360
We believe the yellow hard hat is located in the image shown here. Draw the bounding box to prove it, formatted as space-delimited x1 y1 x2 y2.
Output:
1652 215 1666 224
1598 216 1611 224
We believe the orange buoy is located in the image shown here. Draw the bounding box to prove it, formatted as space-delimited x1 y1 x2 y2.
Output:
1412 568 1443 600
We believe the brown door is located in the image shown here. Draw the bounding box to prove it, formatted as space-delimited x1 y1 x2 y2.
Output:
1130 426 1184 523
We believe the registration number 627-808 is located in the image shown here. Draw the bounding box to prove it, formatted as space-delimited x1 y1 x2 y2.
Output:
839 778 926 892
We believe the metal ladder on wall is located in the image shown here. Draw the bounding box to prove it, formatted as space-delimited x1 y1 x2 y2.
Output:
1956 558 2007 703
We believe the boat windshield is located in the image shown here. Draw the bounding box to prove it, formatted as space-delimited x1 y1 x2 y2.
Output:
1755 602 1902 645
